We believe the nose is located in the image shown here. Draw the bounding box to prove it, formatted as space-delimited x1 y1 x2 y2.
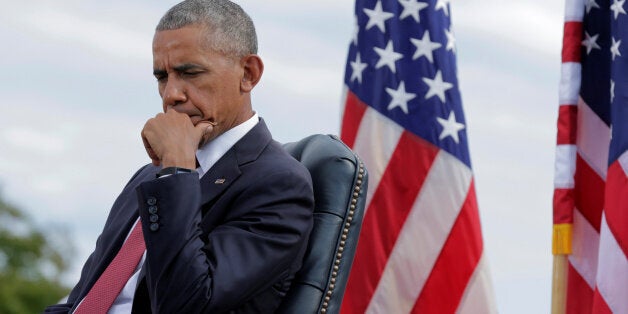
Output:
161 78 187 109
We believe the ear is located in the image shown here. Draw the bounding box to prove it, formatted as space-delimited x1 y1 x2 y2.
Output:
240 54 264 93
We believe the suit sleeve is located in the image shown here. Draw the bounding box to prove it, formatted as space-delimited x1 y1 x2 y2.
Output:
42 164 153 313
136 168 314 313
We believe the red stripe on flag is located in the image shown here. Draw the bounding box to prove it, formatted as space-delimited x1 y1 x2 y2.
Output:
553 188 575 224
603 161 628 257
340 131 440 314
562 21 583 63
410 181 483 314
340 91 368 148
566 262 594 314
574 154 605 232
557 105 578 144
591 289 613 314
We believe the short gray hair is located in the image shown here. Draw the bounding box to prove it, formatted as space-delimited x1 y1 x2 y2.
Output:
156 0 258 57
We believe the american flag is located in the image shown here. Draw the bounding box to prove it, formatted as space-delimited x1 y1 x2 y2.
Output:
554 0 628 312
339 0 495 313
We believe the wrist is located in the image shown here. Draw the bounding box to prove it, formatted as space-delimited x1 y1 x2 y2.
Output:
161 153 196 169
156 167 196 178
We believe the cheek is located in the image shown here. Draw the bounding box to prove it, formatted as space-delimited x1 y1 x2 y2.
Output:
190 92 217 116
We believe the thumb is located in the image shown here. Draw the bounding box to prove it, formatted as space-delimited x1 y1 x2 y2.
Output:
195 120 214 139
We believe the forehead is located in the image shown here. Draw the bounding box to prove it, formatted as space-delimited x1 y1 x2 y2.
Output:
152 26 211 62
153 26 204 52
152 25 242 72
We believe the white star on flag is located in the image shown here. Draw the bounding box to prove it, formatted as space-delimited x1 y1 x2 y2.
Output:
350 53 368 83
585 0 600 13
611 79 616 103
423 70 453 103
611 0 627 19
582 32 601 55
410 31 442 63
435 0 451 16
611 37 622 61
437 111 465 143
364 1 395 33
445 27 456 53
398 0 429 22
386 81 417 114
340 0 496 311
374 40 404 73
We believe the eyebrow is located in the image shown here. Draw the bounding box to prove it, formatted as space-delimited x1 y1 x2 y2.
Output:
153 63 205 77
153 69 167 77
173 63 205 72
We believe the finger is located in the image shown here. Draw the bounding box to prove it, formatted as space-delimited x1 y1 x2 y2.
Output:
141 129 154 151
142 125 160 165
195 120 214 138
143 139 160 166
146 147 160 166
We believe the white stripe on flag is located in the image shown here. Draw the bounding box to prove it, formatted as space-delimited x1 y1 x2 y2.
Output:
554 144 577 189
577 98 610 180
365 150 472 314
340 86 348 111
352 106 404 211
596 213 628 313
618 150 628 176
564 0 585 21
456 253 497 314
559 63 581 105
569 209 600 288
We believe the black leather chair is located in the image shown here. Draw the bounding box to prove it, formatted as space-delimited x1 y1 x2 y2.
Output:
277 134 368 314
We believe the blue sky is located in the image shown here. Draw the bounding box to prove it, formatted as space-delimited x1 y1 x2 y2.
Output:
0 1 563 312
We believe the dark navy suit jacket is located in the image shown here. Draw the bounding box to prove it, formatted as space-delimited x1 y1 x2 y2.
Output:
44 120 314 313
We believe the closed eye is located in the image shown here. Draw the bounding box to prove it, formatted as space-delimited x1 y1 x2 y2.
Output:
174 63 206 77
182 71 203 77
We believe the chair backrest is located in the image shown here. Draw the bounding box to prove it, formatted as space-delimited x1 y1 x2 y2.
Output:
277 134 368 314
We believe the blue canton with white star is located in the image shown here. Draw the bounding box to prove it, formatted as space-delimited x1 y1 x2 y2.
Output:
609 0 628 164
344 0 471 167
582 0 628 164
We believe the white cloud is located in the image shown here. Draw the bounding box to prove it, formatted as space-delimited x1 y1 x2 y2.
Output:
21 8 151 62
2 127 69 155
261 57 341 98
455 1 563 58
459 60 557 141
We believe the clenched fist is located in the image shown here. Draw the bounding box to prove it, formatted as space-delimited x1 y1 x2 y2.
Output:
141 108 214 168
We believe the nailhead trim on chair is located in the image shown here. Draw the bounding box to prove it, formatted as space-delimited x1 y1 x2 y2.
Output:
320 161 365 314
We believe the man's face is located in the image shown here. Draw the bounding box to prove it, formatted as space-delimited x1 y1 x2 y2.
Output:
152 25 251 144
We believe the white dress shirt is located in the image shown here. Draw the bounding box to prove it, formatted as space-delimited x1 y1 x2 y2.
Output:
106 113 259 313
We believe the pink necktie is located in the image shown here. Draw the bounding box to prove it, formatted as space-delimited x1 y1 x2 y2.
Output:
75 220 146 313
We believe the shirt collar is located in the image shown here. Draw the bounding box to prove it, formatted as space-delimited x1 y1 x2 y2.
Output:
195 113 259 178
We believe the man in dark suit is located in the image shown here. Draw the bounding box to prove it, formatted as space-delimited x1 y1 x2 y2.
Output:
44 0 314 312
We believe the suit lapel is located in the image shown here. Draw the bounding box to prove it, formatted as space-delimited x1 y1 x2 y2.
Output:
199 148 241 205
199 118 273 206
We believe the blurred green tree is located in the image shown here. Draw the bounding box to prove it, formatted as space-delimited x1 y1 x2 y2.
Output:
0 193 73 313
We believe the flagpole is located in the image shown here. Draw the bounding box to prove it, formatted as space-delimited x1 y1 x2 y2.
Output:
551 222 572 314
551 254 568 314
